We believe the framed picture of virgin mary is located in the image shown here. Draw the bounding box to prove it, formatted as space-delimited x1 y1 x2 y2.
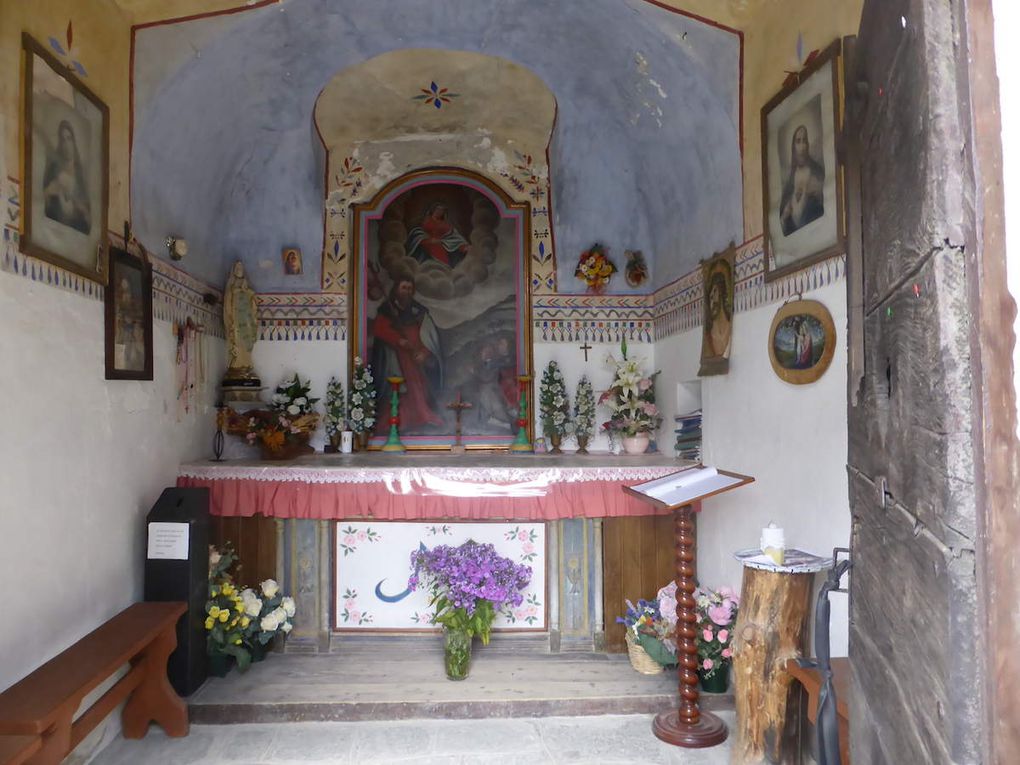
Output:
761 40 845 282
350 168 533 450
21 34 109 283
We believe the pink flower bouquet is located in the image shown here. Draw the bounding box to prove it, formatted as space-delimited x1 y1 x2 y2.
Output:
692 585 740 679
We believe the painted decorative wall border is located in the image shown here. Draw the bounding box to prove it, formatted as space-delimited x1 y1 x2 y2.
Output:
532 294 654 344
3 176 224 334
257 292 347 341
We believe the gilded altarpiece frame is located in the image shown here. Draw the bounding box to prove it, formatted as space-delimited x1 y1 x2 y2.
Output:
351 168 533 450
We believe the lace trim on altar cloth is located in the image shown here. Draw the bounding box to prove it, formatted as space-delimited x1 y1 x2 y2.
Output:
177 464 681 485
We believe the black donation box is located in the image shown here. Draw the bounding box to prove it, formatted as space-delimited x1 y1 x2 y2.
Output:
144 487 209 696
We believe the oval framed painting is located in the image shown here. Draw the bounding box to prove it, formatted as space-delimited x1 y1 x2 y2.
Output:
768 299 836 384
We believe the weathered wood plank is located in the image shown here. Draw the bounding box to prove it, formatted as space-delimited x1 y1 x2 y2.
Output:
848 471 974 764
848 247 976 544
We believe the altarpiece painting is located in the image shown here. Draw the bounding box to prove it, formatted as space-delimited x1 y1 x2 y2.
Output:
351 170 532 449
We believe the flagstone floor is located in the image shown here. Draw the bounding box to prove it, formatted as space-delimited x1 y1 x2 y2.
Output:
91 712 737 764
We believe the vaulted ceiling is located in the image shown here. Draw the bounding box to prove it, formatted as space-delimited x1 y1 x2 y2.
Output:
129 0 744 292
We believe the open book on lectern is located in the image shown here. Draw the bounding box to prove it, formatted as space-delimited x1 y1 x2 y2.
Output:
624 465 754 509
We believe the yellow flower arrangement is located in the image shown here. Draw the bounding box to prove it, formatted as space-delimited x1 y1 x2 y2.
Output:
574 243 617 295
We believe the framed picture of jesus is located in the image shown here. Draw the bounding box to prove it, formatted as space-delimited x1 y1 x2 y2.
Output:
350 168 534 450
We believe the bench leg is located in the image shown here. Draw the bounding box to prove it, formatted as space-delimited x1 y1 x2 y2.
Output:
121 626 188 739
26 713 72 765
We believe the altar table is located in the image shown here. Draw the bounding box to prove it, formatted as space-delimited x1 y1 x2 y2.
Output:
177 453 687 521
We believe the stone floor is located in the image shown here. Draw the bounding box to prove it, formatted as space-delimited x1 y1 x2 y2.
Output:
92 712 737 764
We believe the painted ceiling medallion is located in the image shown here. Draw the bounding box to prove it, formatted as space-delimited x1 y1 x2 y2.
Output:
412 81 460 109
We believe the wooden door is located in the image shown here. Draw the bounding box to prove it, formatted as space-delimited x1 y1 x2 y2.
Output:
602 515 677 652
844 1 1011 761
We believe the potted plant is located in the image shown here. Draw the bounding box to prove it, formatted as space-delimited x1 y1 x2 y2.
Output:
408 540 532 680
694 585 740 692
240 578 295 661
323 376 346 452
573 375 595 454
616 597 677 675
205 544 251 676
348 357 376 450
244 374 320 460
599 338 661 454
539 361 570 454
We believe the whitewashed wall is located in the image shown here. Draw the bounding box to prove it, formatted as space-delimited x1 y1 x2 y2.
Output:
657 281 850 655
0 273 222 704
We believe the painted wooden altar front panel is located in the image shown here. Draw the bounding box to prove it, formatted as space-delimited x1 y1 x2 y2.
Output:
334 521 546 631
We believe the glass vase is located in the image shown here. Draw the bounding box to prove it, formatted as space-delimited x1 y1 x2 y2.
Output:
444 627 472 681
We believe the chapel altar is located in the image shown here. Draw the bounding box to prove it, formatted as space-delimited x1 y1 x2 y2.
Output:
178 453 690 653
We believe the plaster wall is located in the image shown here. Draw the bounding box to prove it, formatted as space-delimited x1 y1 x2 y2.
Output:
0 272 222 695
739 0 864 240
656 280 850 655
0 0 132 231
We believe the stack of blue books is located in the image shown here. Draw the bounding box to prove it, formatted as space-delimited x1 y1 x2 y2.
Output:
674 410 702 462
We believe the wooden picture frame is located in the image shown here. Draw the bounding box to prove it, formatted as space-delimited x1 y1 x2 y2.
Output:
21 34 109 284
767 299 836 385
105 247 153 380
761 40 845 283
698 243 736 377
350 167 533 450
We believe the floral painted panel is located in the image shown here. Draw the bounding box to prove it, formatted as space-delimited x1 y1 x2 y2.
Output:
335 521 546 631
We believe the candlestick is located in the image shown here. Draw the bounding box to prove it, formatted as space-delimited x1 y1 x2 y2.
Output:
382 377 406 452
509 375 533 452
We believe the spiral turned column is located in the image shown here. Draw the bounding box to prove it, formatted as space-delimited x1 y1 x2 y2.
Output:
652 504 728 748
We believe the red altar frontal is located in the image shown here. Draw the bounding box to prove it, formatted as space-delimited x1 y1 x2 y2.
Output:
176 453 687 520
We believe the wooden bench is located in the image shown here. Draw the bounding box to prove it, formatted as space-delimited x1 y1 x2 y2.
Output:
786 656 851 765
0 602 188 765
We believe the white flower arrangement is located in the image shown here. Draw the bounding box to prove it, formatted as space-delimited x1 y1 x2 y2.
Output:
269 374 319 417
539 360 571 438
324 376 346 437
599 339 661 437
246 578 294 648
348 357 376 434
573 375 596 440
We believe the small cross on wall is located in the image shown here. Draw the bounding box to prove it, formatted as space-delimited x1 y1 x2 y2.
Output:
579 341 593 363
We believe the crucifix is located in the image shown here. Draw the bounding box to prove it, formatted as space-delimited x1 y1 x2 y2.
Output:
446 392 473 454
579 341 593 362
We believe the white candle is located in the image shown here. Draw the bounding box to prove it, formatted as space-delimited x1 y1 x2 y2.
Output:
760 523 785 565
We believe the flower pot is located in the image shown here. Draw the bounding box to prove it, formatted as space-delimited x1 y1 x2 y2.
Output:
622 433 650 455
249 641 268 663
208 652 234 678
444 627 472 681
354 431 369 452
576 435 590 455
259 434 313 461
698 660 730 693
548 432 563 455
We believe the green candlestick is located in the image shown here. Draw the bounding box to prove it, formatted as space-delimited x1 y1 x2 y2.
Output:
382 376 406 452
510 375 533 453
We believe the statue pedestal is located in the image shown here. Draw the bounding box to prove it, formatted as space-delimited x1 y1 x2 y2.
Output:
222 385 265 406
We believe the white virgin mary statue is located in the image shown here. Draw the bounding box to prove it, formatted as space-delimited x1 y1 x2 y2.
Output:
223 260 260 383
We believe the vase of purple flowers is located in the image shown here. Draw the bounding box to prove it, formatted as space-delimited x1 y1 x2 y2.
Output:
408 540 532 680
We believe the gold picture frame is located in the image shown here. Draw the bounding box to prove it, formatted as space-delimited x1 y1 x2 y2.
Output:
767 299 836 385
21 33 109 284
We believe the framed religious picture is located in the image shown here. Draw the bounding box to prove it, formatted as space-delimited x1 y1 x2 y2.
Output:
761 40 845 282
767 299 836 385
698 243 736 377
350 168 533 450
21 34 109 284
104 247 153 380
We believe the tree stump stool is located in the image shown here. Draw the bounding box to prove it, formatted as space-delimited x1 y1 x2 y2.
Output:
730 551 828 765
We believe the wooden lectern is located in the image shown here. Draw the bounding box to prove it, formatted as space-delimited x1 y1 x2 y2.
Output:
623 465 755 749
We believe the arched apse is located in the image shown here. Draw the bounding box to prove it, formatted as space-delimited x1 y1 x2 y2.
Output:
314 49 556 296
131 0 742 292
